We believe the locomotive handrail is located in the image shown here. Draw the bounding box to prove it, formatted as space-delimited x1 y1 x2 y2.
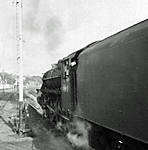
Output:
43 75 61 81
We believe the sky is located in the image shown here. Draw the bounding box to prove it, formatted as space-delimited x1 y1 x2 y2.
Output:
0 0 148 76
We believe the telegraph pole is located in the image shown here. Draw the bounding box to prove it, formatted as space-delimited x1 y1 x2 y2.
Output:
16 0 23 134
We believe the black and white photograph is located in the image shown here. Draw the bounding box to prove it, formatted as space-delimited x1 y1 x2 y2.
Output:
0 0 148 150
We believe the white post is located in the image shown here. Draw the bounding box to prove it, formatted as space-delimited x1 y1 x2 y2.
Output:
16 0 23 103
16 0 23 133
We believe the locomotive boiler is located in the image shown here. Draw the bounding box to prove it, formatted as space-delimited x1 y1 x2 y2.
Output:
37 20 148 150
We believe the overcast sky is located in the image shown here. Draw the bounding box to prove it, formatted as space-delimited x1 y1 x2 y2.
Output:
0 0 148 76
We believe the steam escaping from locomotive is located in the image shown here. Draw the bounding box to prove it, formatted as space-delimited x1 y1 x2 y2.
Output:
67 105 92 149
67 120 91 149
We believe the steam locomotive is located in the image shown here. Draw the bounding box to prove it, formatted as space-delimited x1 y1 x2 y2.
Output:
36 20 148 149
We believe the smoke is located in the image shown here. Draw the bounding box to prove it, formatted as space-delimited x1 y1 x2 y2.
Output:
24 0 64 51
67 120 92 149
67 105 93 150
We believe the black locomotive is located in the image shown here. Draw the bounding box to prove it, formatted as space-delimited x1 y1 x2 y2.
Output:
37 20 148 149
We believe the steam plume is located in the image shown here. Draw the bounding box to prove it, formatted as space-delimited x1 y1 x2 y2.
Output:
24 0 64 51
67 104 93 150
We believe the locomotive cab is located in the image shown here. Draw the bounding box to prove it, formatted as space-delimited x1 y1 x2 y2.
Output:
61 52 79 113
